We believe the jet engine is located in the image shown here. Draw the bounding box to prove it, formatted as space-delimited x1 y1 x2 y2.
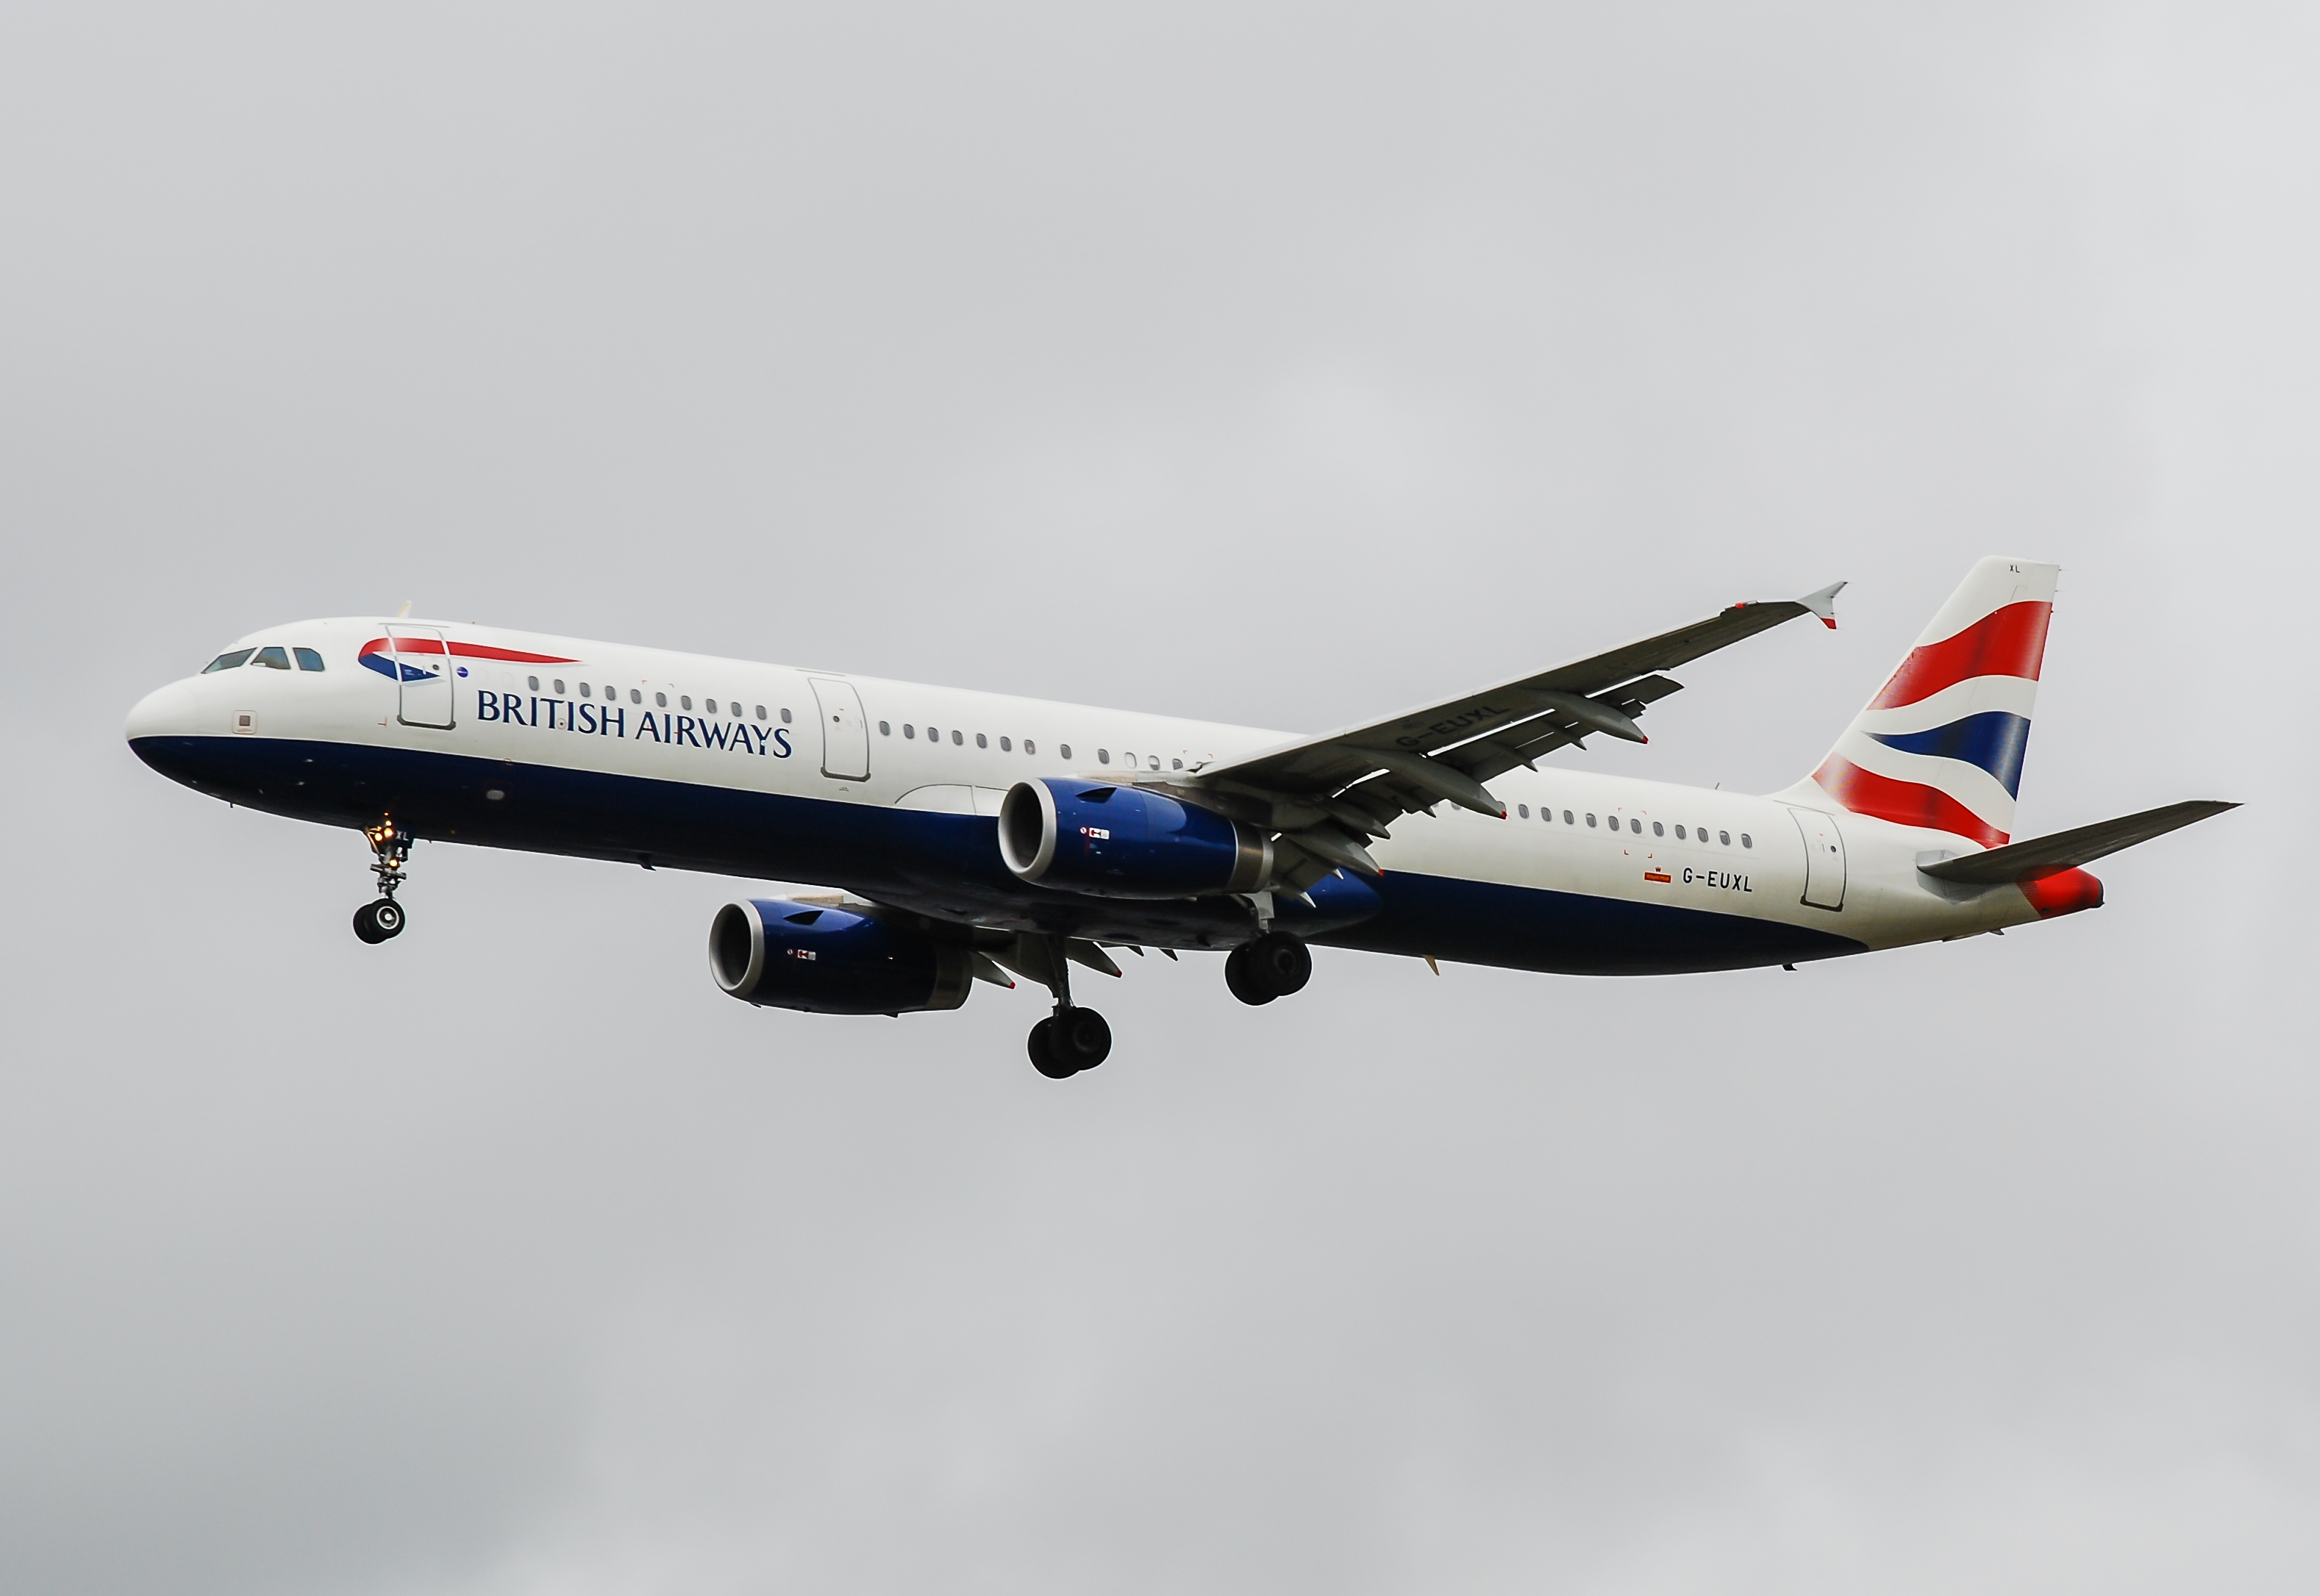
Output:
709 898 973 1015
998 778 1271 899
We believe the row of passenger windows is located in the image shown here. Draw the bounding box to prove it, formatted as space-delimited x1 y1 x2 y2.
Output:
882 723 1052 756
516 676 1176 769
524 676 796 723
204 646 324 673
875 723 1182 770
1513 803 1751 848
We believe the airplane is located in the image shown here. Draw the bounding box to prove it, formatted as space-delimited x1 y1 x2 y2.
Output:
124 557 2233 1078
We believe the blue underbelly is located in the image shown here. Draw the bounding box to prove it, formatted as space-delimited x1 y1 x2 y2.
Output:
129 736 1865 974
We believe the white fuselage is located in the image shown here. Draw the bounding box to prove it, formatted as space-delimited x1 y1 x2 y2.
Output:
126 616 2055 971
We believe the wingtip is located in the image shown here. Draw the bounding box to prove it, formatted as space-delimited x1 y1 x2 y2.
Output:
1800 580 1846 626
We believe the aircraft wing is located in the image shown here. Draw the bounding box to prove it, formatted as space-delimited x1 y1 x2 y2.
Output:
1185 582 1844 889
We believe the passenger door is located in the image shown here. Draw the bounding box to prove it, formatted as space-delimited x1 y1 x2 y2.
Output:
810 678 870 779
386 625 454 729
1788 806 1846 910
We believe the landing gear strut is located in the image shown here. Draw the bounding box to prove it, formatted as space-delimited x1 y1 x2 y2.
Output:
353 821 410 944
1225 931 1311 1006
1023 935 1111 1078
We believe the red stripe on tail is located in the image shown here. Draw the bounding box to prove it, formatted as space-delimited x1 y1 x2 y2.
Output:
1813 757 2007 847
1869 601 2052 709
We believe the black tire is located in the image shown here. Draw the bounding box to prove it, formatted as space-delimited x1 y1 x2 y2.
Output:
370 898 406 940
1247 932 1311 996
1029 1017 1077 1079
1052 1006 1112 1070
352 902 387 944
1224 944 1276 1006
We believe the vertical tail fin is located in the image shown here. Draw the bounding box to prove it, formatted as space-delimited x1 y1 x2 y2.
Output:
1779 557 2058 847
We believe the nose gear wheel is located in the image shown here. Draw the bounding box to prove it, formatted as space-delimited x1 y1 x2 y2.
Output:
354 821 413 943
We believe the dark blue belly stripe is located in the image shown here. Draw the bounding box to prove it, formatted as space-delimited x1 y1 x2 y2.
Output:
129 735 1866 976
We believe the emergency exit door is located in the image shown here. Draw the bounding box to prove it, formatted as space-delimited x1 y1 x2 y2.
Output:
385 625 454 729
1788 806 1846 911
810 678 870 780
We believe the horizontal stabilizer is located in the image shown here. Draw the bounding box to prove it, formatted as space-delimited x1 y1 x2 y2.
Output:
1919 799 2238 884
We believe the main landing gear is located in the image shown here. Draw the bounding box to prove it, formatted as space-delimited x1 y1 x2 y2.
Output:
1022 934 1112 1079
1029 1006 1113 1079
353 821 411 944
1225 931 1311 1006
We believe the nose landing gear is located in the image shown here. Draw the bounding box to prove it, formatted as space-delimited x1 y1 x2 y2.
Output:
353 821 411 944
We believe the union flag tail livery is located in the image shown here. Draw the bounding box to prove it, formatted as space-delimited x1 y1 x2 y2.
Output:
1795 557 2056 849
124 557 2234 1079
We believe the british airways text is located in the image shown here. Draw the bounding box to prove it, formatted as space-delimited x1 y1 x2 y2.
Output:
476 691 793 756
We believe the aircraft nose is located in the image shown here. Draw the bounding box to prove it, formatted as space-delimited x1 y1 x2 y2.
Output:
125 681 198 744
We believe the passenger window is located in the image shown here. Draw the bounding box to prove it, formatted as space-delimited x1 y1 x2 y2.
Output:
952 730 963 745
1518 804 1530 818
1563 810 1574 824
1718 830 1731 845
904 723 915 739
631 690 642 704
554 679 567 695
579 683 593 698
1741 833 1753 848
1652 821 1663 837
1674 825 1686 840
780 707 793 724
976 733 988 748
1585 813 1596 827
755 705 767 720
1171 758 1183 770
655 692 668 707
529 676 541 691
1150 756 1161 770
1098 749 1110 765
879 720 891 736
1060 743 1071 759
705 698 717 713
202 649 254 673
1630 818 1641 834
293 647 324 672
1025 740 1037 755
1000 737 1011 751
680 695 691 710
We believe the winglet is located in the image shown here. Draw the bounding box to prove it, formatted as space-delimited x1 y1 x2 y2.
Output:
1799 581 1846 629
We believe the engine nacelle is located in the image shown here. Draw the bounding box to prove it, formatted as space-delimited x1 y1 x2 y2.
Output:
998 778 1271 899
709 899 973 1015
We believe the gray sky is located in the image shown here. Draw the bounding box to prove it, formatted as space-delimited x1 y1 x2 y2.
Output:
3 4 2316 1592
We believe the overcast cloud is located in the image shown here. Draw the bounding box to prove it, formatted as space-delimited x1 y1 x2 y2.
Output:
2 4 2316 1592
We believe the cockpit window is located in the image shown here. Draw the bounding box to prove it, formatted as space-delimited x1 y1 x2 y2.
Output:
202 649 255 673
293 647 324 672
251 645 292 670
